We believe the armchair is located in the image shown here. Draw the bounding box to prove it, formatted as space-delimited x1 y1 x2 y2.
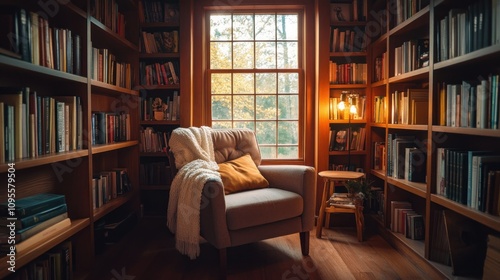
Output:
168 128 316 273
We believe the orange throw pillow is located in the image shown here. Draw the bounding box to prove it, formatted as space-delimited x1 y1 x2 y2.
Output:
218 154 269 195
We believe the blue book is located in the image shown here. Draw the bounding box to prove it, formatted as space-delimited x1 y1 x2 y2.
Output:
2 204 68 230
0 193 66 218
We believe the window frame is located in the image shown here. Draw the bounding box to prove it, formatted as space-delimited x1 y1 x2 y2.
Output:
205 8 305 161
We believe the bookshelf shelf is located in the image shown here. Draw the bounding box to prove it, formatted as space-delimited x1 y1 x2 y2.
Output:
0 150 89 173
0 218 89 279
388 67 429 83
386 177 427 198
388 5 430 36
391 230 425 257
371 80 387 88
0 56 88 84
90 18 139 52
329 84 367 89
93 192 135 221
387 124 428 131
371 169 386 180
431 194 500 232
91 80 140 96
92 141 139 155
371 123 387 128
431 126 500 137
433 44 500 70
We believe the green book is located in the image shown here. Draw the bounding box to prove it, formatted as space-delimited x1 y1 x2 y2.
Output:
1 204 67 230
0 193 66 218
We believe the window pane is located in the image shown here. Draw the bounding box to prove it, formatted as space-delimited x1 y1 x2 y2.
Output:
278 95 298 119
256 95 276 120
233 95 254 120
278 73 298 93
211 95 231 120
210 42 232 69
277 14 298 40
211 74 231 94
233 14 254 40
255 42 276 69
210 15 232 40
256 121 276 144
260 146 276 158
233 42 254 69
255 14 275 40
256 73 276 93
234 121 254 130
260 146 275 159
277 42 298 68
233 73 254 94
278 146 298 158
278 121 298 144
212 121 232 129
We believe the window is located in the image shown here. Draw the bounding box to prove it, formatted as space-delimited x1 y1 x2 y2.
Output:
208 11 303 160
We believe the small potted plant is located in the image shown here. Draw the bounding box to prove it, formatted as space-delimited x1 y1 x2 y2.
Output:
152 97 168 120
344 178 373 204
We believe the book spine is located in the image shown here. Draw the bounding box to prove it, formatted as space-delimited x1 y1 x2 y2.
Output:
17 204 67 229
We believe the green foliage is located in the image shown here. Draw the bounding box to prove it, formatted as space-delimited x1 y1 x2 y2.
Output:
344 178 373 200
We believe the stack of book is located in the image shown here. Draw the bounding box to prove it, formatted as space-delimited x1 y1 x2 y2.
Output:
0 193 70 253
390 201 424 240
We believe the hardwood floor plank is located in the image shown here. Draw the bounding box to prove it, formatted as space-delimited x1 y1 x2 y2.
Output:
82 217 445 280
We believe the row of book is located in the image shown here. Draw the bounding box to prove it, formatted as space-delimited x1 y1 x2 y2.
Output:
139 61 180 86
390 201 424 240
436 75 499 129
140 161 172 186
329 62 367 85
436 148 500 215
373 95 387 123
0 88 83 162
373 52 387 82
141 92 180 121
373 141 387 171
0 193 71 255
329 127 366 152
0 8 81 75
329 27 367 52
92 168 132 209
12 240 73 280
91 47 133 89
91 0 127 38
389 88 429 125
328 95 366 120
140 127 170 153
91 112 131 146
141 30 179 54
393 38 429 76
139 1 180 24
393 0 430 26
436 0 500 62
386 134 426 183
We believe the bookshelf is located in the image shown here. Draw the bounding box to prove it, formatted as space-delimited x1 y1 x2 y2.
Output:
0 0 141 278
137 0 182 216
320 0 500 278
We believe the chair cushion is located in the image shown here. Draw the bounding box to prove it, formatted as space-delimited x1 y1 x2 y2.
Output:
218 154 269 195
225 188 303 230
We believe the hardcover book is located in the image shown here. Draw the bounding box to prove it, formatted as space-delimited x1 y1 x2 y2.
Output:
0 193 66 218
1 203 67 230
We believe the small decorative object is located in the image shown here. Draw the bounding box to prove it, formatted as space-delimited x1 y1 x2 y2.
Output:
152 97 168 120
344 178 373 201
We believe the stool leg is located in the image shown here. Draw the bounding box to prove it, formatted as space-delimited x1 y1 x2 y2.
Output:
315 180 329 238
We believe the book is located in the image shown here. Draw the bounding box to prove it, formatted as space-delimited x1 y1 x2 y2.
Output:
14 218 71 253
1 204 67 230
0 193 66 218
0 212 68 243
0 88 24 159
390 201 411 232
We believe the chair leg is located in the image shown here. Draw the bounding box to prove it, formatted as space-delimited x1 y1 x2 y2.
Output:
219 248 227 279
300 231 310 256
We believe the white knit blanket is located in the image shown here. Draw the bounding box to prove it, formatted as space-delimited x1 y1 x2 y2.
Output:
167 126 221 259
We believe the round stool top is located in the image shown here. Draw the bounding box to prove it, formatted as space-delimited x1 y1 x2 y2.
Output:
318 170 364 180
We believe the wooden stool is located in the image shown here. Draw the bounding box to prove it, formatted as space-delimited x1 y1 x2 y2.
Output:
316 170 365 241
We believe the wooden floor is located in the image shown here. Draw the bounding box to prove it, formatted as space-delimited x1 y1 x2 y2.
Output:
83 216 445 280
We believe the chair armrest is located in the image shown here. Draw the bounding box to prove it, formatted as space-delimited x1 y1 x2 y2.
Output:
258 165 316 230
199 180 231 249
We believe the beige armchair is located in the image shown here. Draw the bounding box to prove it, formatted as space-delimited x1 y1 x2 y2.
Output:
169 128 316 273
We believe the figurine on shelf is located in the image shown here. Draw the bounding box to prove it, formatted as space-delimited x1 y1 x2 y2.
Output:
152 97 168 120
